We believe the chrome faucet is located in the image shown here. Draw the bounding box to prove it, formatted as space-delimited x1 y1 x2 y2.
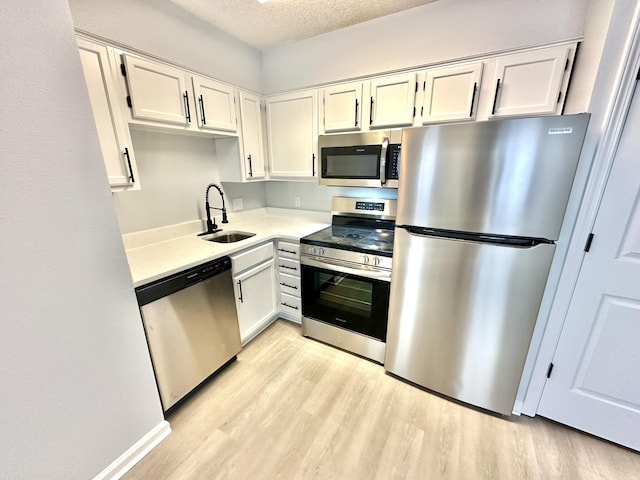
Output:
200 183 228 235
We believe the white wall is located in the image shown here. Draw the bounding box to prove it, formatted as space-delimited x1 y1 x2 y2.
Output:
262 0 591 93
67 0 262 92
0 1 165 478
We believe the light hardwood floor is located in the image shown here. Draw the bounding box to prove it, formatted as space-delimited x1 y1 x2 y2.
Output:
124 320 640 480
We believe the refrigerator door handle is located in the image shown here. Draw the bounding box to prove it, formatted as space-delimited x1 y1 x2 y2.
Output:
380 137 389 186
401 226 553 248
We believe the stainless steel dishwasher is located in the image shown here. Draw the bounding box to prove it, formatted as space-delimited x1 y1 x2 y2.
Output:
136 256 241 412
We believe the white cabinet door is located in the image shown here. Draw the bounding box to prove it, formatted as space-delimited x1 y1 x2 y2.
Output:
123 54 189 125
422 63 483 123
267 90 318 177
239 91 265 179
369 73 416 128
234 259 278 344
489 45 570 117
77 39 139 190
323 82 363 132
192 76 237 133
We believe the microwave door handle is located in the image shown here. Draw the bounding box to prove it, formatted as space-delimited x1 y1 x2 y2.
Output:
380 137 389 186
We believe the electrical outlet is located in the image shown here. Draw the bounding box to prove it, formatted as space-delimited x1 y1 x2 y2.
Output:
294 196 301 208
232 197 243 210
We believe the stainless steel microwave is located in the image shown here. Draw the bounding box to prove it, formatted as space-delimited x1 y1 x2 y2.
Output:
318 130 402 188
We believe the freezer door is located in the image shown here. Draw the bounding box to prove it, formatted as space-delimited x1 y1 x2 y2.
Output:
385 227 555 415
397 114 589 239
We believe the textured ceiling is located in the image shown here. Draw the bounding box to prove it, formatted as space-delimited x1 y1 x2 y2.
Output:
169 0 439 50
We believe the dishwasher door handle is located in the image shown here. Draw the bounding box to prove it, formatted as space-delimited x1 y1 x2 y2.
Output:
237 279 244 303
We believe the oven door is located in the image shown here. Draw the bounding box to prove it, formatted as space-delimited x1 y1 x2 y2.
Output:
301 257 391 342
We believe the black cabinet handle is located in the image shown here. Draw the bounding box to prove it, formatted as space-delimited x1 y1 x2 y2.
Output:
198 94 206 125
237 279 243 303
491 79 501 115
354 99 359 127
369 97 374 125
248 154 253 177
279 264 298 271
184 91 191 123
279 282 298 290
281 302 299 310
312 153 316 176
278 248 297 254
469 82 477 117
124 147 135 183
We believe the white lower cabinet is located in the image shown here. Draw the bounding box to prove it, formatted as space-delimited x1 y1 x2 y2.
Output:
275 240 302 323
230 243 278 344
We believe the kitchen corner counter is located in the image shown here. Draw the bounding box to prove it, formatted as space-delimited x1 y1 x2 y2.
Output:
123 208 329 288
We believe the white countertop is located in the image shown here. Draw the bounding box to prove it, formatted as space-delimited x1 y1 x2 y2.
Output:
123 208 329 288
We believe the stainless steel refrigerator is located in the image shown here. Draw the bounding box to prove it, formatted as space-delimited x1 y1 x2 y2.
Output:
385 114 590 415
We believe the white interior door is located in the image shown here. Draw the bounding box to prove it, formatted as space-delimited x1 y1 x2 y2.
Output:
537 85 640 451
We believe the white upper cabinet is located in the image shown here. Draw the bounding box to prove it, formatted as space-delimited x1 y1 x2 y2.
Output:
122 54 238 135
266 90 318 178
322 82 363 133
216 91 266 182
369 73 417 128
123 55 189 125
77 38 139 191
421 63 483 123
488 45 571 118
239 91 265 179
192 76 237 132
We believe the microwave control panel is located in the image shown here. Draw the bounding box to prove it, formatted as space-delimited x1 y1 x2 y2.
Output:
388 144 401 179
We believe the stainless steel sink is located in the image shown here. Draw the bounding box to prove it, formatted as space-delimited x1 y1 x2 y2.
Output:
200 231 256 243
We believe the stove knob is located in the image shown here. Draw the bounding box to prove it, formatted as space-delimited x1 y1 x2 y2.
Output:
318 248 325 256
373 257 381 266
362 255 370 264
308 246 316 255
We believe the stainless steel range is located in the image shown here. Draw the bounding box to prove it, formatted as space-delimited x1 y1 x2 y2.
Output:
300 196 397 363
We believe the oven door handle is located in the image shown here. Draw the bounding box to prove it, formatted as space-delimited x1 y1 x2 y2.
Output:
301 256 391 282
380 137 389 186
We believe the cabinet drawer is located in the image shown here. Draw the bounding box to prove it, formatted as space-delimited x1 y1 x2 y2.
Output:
278 272 300 297
279 292 301 316
277 257 300 276
276 241 300 259
230 242 274 274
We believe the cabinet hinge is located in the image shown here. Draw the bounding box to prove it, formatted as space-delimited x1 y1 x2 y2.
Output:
546 363 554 378
126 96 132 108
557 91 562 104
564 58 570 71
120 63 126 77
584 233 594 252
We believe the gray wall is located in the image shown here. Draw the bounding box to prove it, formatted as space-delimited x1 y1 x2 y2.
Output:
112 130 267 234
0 1 164 478
265 182 397 211
262 0 591 93
68 0 263 92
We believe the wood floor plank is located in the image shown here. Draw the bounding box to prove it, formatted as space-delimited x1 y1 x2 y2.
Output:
123 320 640 480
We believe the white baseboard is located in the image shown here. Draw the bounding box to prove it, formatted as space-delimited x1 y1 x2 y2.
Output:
93 420 171 480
